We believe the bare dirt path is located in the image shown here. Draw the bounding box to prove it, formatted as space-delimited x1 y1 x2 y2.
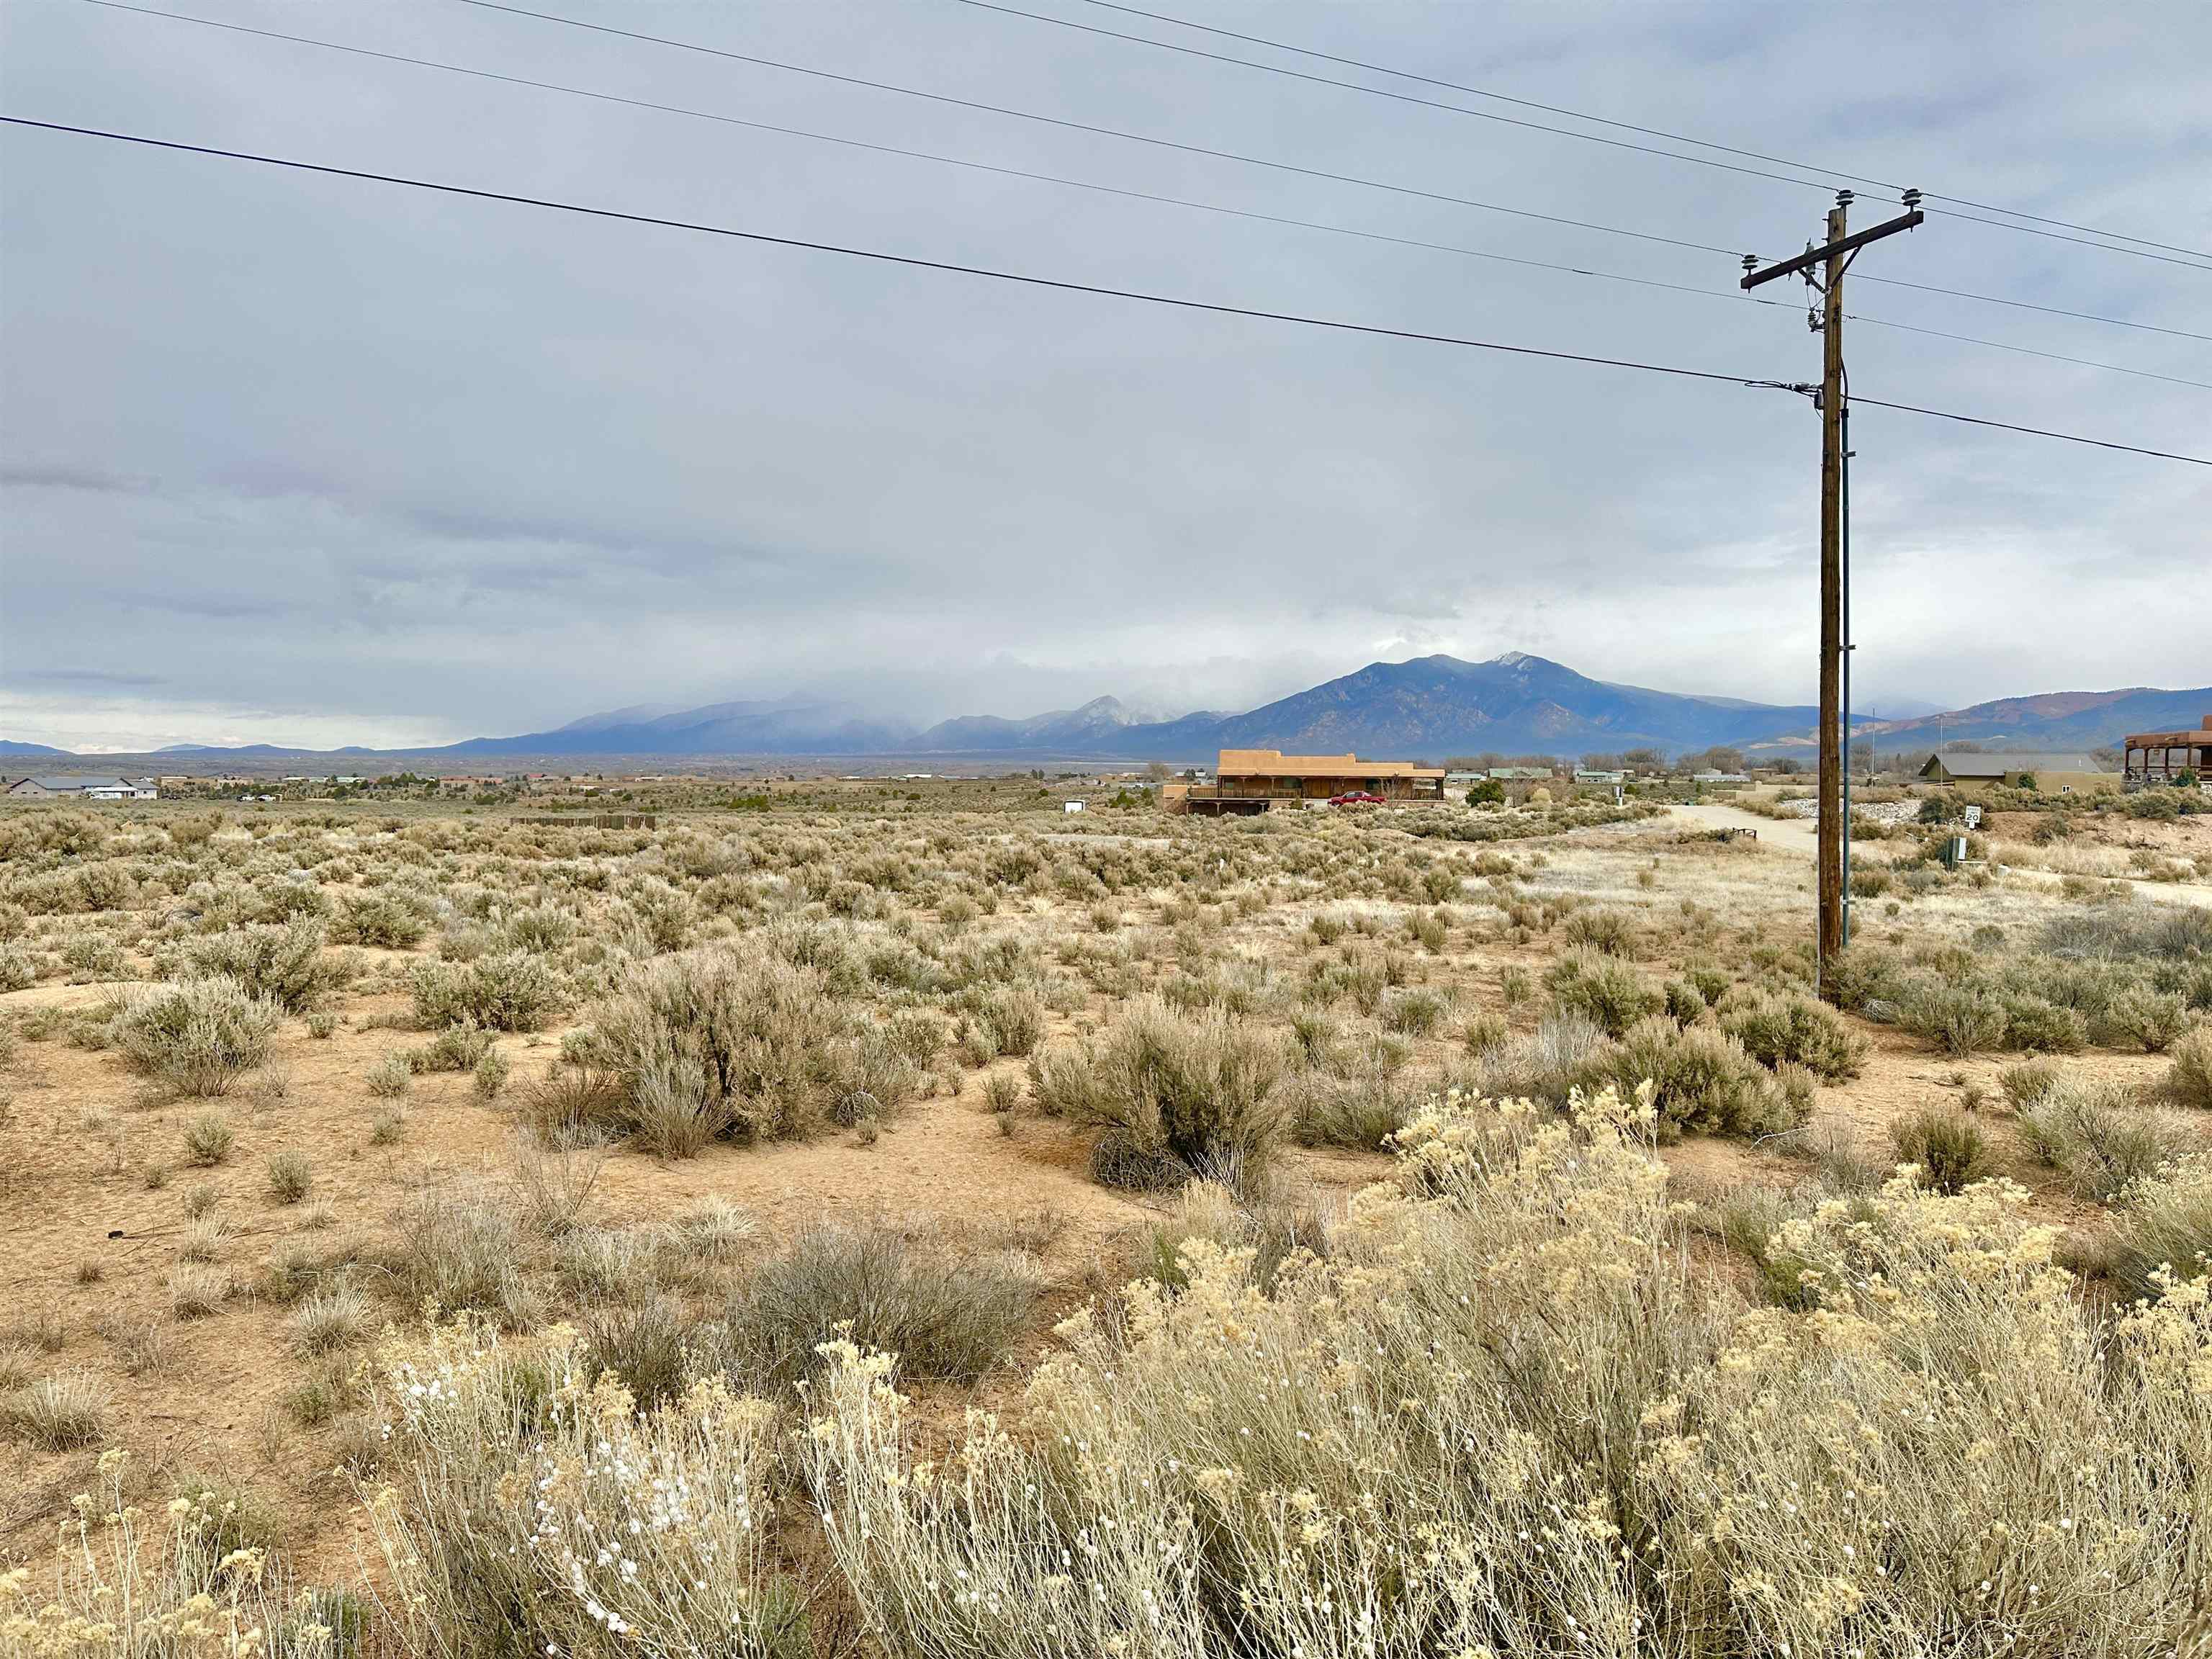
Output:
1668 801 1816 855
1664 801 2212 909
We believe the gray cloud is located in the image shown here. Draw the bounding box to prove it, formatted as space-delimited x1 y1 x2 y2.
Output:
6 668 168 688
2 0 2207 751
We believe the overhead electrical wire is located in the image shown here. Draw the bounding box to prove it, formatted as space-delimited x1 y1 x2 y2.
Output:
443 0 2212 339
950 0 1854 199
1848 274 2212 343
1047 0 2212 270
79 3 2208 389
3 115 2203 468
441 0 1746 261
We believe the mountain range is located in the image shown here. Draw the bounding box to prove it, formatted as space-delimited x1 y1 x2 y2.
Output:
12 654 2202 766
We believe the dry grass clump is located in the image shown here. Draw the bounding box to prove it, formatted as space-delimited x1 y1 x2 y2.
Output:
360 1321 809 1658
1 1367 111 1449
1028 997 1287 1190
290 1282 370 1357
2102 1154 2212 1299
106 975 279 1096
386 1187 539 1326
0 1451 325 1655
2016 1074 2197 1202
2168 1023 2212 1110
803 1088 2212 1656
713 1218 1039 1391
168 1262 228 1319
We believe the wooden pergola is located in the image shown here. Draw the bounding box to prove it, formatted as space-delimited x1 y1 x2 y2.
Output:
2122 716 2212 785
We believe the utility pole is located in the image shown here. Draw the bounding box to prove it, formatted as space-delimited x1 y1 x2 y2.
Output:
1743 190 1923 1001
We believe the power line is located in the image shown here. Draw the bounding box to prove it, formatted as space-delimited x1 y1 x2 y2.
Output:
1846 395 2212 464
446 0 1748 261
5 114 2203 468
1053 0 2212 270
1851 273 2212 343
950 0 1851 199
87 1 1760 280
446 0 2212 341
78 0 2212 393
1840 315 2212 391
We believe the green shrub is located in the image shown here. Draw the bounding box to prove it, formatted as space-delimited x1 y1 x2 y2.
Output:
969 983 1045 1058
107 976 279 1096
1719 989 1867 1080
332 893 431 948
1997 994 2087 1055
1380 986 1449 1037
1999 1058 2062 1112
1888 1107 1992 1195
409 1022 495 1074
365 1053 413 1100
181 918 331 1012
2110 987 2190 1053
1575 1017 1807 1142
411 951 562 1033
1029 998 1287 1191
1663 979 1708 1027
265 1149 312 1204
2169 1025 2212 1110
181 1110 233 1167
1545 948 1663 1038
1282 1069 1421 1150
473 1048 511 1100
565 949 898 1156
1560 907 1637 956
1897 981 2008 1056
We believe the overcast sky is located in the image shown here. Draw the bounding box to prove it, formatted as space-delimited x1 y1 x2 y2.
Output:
3 0 2207 751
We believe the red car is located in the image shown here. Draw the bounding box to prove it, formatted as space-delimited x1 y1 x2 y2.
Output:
1328 791 1385 807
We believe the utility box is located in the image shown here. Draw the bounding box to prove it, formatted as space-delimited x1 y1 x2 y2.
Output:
1939 835 1969 868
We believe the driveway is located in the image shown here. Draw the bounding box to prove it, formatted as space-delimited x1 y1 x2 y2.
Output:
1663 802 2212 909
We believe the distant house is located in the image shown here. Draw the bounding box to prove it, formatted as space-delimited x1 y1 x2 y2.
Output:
1166 749 1447 815
1486 766 1555 781
1574 769 1625 786
1692 770 1750 786
1917 752 2112 793
3 775 156 801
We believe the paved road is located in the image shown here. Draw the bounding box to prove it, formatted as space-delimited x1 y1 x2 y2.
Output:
1662 801 2212 909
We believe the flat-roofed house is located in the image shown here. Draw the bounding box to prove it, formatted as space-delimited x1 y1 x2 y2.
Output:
2122 716 2211 788
1917 752 2113 793
1165 749 1447 815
